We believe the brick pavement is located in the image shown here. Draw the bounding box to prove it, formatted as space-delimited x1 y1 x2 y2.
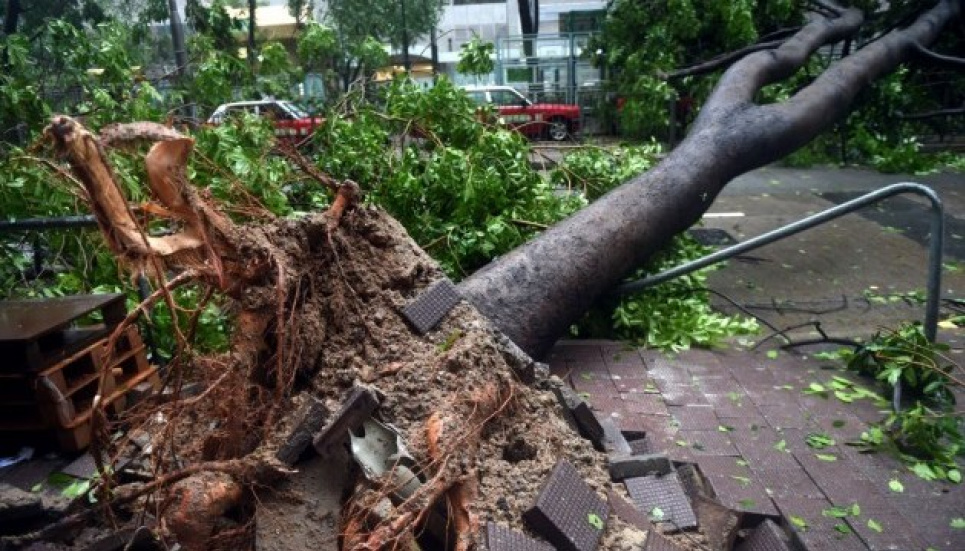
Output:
548 340 965 551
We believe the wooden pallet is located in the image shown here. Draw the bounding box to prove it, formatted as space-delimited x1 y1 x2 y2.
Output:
0 326 160 452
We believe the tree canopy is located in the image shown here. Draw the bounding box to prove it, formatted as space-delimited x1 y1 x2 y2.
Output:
596 0 964 159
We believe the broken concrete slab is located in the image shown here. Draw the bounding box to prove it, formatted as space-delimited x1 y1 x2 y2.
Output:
254 450 348 551
485 522 554 551
0 482 43 524
524 459 609 551
609 454 673 482
312 386 379 455
276 397 329 466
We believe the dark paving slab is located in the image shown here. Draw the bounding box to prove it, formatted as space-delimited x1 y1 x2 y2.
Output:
552 341 965 551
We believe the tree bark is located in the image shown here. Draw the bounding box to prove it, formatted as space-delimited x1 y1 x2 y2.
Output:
458 0 962 359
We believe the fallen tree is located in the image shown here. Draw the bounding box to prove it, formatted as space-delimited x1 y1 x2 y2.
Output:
459 0 964 359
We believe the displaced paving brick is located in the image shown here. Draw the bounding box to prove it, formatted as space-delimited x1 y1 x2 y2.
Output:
60 453 98 480
485 522 554 551
609 454 674 481
400 278 461 334
701 471 779 518
606 489 651 532
0 482 43 524
624 472 698 532
276 397 329 466
312 386 379 454
553 385 604 444
599 417 633 456
735 518 793 551
523 459 609 551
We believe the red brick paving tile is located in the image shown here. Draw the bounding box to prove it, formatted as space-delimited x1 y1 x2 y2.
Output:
569 377 617 398
845 496 927 551
793 452 879 506
610 376 651 394
773 496 869 551
888 494 965 551
621 392 670 416
692 374 743 393
668 405 721 430
695 455 752 478
659 383 710 406
757 403 810 429
754 464 825 499
731 428 802 471
741 383 800 406
606 362 650 379
616 413 676 437
702 471 779 517
551 342 605 362
675 429 739 456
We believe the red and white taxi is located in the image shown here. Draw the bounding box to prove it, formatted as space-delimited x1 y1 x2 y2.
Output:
207 99 323 143
462 85 581 142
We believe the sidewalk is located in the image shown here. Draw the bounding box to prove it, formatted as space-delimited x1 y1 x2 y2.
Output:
548 341 964 551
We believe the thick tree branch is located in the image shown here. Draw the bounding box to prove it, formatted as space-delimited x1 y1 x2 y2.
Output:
898 107 965 120
910 40 965 68
458 0 962 358
663 40 785 80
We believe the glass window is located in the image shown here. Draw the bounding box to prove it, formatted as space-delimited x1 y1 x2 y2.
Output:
490 89 527 106
466 92 487 106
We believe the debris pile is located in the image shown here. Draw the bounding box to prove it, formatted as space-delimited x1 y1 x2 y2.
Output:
0 117 785 551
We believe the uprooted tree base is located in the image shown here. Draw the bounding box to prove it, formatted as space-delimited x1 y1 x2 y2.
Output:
25 117 654 550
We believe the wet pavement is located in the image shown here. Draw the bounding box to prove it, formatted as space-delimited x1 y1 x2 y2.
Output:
548 341 965 551
548 165 965 550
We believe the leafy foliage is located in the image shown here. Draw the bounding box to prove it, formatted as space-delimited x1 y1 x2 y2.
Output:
814 325 965 482
552 145 759 351
456 36 495 79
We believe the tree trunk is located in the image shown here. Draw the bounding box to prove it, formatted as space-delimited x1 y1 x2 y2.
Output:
458 0 962 359
247 0 257 64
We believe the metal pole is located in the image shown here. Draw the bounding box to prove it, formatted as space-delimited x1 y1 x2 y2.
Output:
616 182 945 343
167 0 188 77
400 0 411 72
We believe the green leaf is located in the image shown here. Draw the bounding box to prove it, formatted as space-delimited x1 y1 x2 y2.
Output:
822 506 850 518
587 512 604 530
816 453 838 462
867 519 883 533
850 503 860 516
731 475 751 487
718 425 733 432
834 523 852 534
773 439 788 452
911 463 937 481
948 470 962 484
951 518 965 529
649 507 665 521
888 479 904 493
766 350 779 359
806 432 836 449
738 499 757 509
789 515 809 531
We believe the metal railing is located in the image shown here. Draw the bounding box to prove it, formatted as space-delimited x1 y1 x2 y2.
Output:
616 182 946 410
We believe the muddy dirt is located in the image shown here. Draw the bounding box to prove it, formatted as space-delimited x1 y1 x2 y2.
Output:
109 205 655 550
